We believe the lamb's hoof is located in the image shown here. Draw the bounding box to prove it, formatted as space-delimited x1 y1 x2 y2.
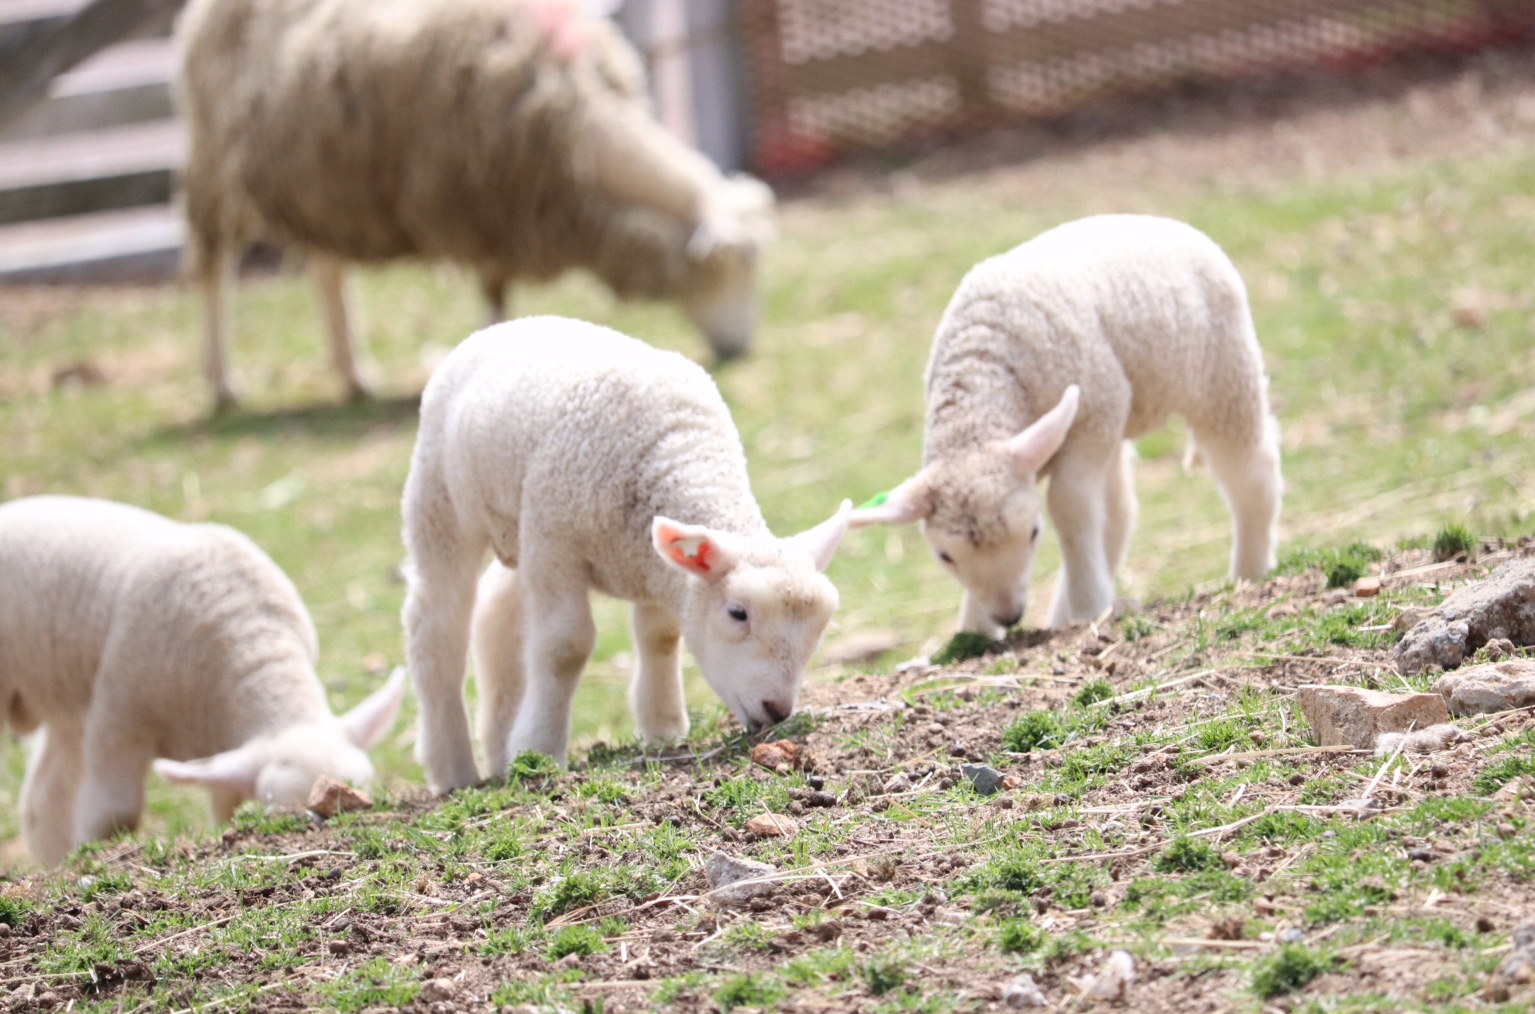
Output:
344 379 376 404
211 389 240 415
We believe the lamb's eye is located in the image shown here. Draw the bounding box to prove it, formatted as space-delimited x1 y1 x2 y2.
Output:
938 551 954 566
1030 524 1042 541
727 604 748 622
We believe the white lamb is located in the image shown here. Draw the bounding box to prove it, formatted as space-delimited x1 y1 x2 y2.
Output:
851 214 1283 636
0 496 406 866
402 316 851 791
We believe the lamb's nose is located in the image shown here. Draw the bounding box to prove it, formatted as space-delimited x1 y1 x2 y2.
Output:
994 609 1024 628
761 699 789 724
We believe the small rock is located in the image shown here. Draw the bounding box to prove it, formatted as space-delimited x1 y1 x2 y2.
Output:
1220 851 1242 869
704 852 778 907
744 813 798 839
883 772 911 794
1408 848 1437 863
1003 972 1047 1008
808 774 825 791
961 763 1005 795
51 360 107 390
1435 659 1535 715
306 775 374 817
1297 685 1450 749
326 939 350 956
895 655 933 674
1485 637 1519 661
1209 917 1245 941
1398 558 1535 674
1354 576 1382 598
751 740 802 772
1083 949 1135 1001
822 629 902 665
807 920 842 941
1278 927 1305 944
1393 606 1429 636
805 791 837 808
1089 890 1109 908
419 978 457 1004
1488 920 1535 997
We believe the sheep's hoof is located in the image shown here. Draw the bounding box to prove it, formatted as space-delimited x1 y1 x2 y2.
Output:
211 390 240 415
344 379 376 404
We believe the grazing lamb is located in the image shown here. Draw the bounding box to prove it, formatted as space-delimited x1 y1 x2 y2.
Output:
851 215 1283 636
403 316 851 792
0 497 406 865
176 0 775 408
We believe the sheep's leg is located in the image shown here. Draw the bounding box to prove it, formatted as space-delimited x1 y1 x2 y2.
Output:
958 593 1005 641
507 580 597 767
1198 419 1283 580
311 253 375 402
1045 461 1116 628
198 248 238 411
630 602 689 744
404 519 489 794
72 723 152 852
1103 441 1139 578
481 274 510 326
20 724 84 866
471 561 527 779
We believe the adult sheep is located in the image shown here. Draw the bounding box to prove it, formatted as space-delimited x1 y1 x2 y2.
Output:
851 215 1283 636
177 0 774 408
0 496 406 865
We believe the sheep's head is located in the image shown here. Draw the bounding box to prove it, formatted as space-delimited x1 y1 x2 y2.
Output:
652 501 849 732
681 176 776 362
152 668 406 817
850 386 1081 634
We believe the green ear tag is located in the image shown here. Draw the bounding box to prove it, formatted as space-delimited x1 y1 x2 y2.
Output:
858 490 890 510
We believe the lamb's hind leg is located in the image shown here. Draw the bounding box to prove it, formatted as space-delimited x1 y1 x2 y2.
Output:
1045 458 1116 628
1197 416 1283 581
403 487 489 794
311 253 376 402
1103 442 1139 578
72 718 153 853
506 570 596 767
471 561 527 779
630 602 688 745
20 724 84 866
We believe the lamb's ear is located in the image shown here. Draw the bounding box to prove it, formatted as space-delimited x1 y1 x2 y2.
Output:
1006 384 1081 477
790 500 852 572
847 476 930 528
652 517 742 581
340 666 408 750
153 749 260 792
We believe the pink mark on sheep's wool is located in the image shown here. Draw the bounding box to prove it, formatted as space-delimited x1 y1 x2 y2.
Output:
528 0 587 61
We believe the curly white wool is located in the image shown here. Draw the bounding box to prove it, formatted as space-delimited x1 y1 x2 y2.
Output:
852 214 1283 634
0 497 405 865
176 0 775 407
402 317 850 791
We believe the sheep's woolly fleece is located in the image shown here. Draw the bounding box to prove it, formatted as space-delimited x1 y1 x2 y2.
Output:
176 0 739 304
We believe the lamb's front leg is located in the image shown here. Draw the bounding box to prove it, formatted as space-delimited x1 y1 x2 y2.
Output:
630 602 689 744
20 724 84 867
506 578 597 767
1045 461 1116 628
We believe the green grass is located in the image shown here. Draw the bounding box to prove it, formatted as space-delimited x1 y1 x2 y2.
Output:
6 104 1535 857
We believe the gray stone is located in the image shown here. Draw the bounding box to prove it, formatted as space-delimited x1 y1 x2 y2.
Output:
704 852 777 907
1298 685 1450 749
961 763 1004 795
1434 659 1535 715
1397 558 1535 674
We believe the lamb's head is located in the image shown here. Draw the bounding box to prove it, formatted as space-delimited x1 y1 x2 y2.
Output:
152 668 406 815
652 501 850 731
850 386 1081 632
680 175 776 361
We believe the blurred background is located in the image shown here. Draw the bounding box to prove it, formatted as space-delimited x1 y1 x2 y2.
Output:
3 0 1535 858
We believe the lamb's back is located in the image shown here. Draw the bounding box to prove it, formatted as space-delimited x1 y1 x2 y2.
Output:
424 318 763 596
935 215 1259 441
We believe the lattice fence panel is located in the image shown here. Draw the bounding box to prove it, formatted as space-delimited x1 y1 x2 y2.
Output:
740 0 1535 173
